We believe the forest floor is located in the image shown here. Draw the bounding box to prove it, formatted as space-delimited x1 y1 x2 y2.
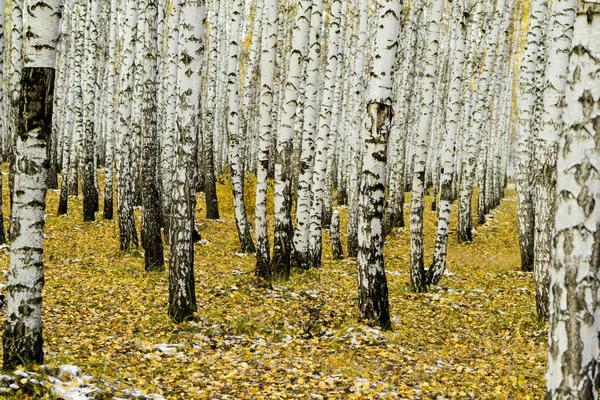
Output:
0 174 547 399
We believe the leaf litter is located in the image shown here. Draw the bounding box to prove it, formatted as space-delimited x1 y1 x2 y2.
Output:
0 179 546 399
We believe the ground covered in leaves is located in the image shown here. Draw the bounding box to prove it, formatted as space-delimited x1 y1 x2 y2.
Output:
0 175 547 399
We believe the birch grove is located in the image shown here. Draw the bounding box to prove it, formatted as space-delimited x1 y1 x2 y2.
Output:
0 0 597 396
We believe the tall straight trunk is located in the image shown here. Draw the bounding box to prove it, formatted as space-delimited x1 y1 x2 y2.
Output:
47 7 61 191
240 0 263 164
427 0 468 286
547 3 600 397
346 0 368 257
58 1 78 216
5 0 23 218
533 0 577 321
457 0 506 243
255 0 277 281
103 0 118 220
357 0 401 330
82 0 100 221
307 0 344 268
323 5 348 231
384 2 424 235
130 4 146 209
271 0 312 277
292 0 323 270
227 0 255 254
116 0 139 250
408 0 446 293
203 0 220 220
161 0 180 238
141 0 164 271
169 0 205 323
0 0 6 244
3 0 59 370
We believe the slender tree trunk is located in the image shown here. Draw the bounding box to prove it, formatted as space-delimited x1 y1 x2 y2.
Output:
5 0 23 220
255 0 278 281
292 0 323 270
141 0 164 271
547 4 599 397
82 0 100 222
203 0 220 220
346 0 368 258
457 0 506 243
58 1 78 216
169 0 205 323
330 210 343 260
271 0 312 276
103 0 118 220
427 0 469 286
409 0 446 293
307 0 344 268
227 0 255 254
160 0 181 239
0 0 7 244
116 0 139 251
3 0 59 370
357 0 401 330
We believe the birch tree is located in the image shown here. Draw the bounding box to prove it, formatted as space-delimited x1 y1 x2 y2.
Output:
346 0 369 258
533 0 578 320
457 0 506 243
255 0 277 281
3 0 60 369
357 0 402 329
203 0 220 220
4 0 23 218
0 0 6 244
82 0 100 222
427 0 469 286
271 0 312 277
409 0 446 292
169 0 205 323
307 0 344 268
116 0 139 250
292 0 323 270
141 0 164 271
227 0 255 254
547 2 599 396
102 0 118 220
58 0 78 216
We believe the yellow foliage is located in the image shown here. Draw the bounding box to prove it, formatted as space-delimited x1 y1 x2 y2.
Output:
0 174 546 398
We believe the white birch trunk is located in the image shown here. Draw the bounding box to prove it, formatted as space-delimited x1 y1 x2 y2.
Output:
292 0 323 270
116 0 139 250
547 3 600 396
357 0 401 329
3 0 60 369
254 0 278 281
102 0 118 220
271 0 312 277
457 0 506 243
346 0 369 257
227 0 255 254
427 0 469 286
534 0 578 320
140 0 164 271
169 0 205 323
408 0 446 293
307 0 344 268
58 0 77 215
203 0 220 220
82 0 100 221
